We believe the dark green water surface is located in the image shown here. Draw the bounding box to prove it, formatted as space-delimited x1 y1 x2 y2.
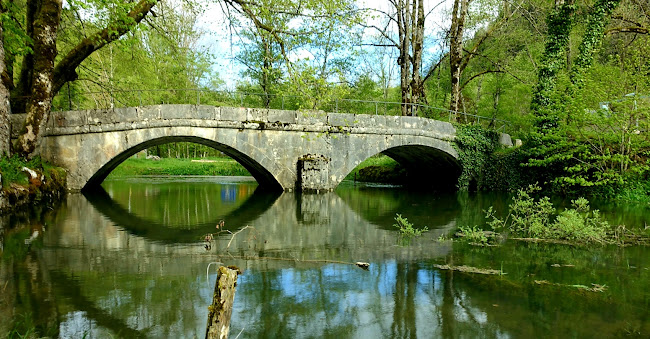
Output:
1 176 650 338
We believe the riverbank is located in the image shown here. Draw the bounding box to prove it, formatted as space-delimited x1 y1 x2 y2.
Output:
108 157 251 177
0 156 67 215
109 155 405 184
344 155 405 184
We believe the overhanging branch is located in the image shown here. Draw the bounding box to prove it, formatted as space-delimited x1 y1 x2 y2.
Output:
52 0 159 95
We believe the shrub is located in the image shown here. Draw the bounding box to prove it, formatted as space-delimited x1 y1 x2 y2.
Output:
393 214 428 237
488 184 610 243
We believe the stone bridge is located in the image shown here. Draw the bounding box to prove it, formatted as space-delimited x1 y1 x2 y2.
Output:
10 105 512 192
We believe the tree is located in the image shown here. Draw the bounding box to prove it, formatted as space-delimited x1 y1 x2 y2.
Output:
364 0 428 116
0 17 10 156
224 0 362 110
448 0 523 117
4 0 159 158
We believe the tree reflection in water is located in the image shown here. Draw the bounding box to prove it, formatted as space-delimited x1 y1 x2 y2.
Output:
2 178 650 337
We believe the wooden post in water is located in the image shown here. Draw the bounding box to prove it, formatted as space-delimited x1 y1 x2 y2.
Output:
205 266 240 339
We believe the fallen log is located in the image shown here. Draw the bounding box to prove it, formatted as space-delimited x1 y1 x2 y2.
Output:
205 266 240 339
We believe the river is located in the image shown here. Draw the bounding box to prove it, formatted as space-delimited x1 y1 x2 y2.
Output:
1 176 649 338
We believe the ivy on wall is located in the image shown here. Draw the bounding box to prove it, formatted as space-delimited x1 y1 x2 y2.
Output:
454 124 529 191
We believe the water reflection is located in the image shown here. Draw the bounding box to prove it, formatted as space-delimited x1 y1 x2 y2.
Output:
2 178 650 337
84 179 280 243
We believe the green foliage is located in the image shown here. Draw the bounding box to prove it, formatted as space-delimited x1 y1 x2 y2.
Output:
393 214 428 238
488 184 610 243
453 124 499 190
0 155 45 187
344 155 405 183
458 225 489 245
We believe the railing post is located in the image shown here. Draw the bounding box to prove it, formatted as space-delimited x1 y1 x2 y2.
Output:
375 102 378 115
197 89 200 106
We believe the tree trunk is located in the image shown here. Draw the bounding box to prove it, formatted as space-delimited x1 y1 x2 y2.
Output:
205 266 240 339
449 0 469 117
530 0 576 130
409 0 425 117
14 0 62 157
0 23 11 156
262 34 271 108
397 0 411 116
11 0 38 114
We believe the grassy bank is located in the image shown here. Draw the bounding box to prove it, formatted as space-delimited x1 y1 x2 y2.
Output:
0 156 67 214
107 157 251 177
345 155 405 183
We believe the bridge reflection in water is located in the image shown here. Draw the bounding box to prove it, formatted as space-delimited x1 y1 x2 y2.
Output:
6 177 533 338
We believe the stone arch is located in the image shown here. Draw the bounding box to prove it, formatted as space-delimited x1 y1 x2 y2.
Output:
62 128 283 190
330 137 461 191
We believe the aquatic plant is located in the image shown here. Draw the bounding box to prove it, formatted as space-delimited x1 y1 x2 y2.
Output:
457 226 490 245
393 214 428 237
487 184 610 244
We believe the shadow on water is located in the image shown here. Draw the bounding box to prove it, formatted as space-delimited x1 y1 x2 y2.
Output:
83 184 281 243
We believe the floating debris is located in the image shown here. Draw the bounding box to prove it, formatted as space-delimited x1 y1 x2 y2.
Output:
355 262 370 270
433 264 503 275
534 280 607 292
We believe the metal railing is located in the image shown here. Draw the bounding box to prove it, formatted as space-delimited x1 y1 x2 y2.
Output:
53 88 510 132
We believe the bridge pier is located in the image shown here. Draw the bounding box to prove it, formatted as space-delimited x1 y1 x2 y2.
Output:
297 154 332 193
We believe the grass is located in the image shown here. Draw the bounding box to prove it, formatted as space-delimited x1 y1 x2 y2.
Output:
345 155 405 183
107 157 251 177
0 155 43 187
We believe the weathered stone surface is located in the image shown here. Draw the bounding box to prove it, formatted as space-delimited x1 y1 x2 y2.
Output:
9 105 514 192
247 108 268 122
268 110 296 124
220 107 247 121
298 154 331 192
297 110 327 125
499 133 513 147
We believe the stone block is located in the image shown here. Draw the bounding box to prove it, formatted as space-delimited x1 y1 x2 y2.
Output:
328 113 356 127
116 107 138 123
499 133 513 147
402 116 422 129
385 116 402 129
196 105 217 120
247 108 269 122
160 104 195 120
137 105 161 121
61 110 89 127
221 107 247 121
429 120 456 136
268 109 297 124
297 110 327 125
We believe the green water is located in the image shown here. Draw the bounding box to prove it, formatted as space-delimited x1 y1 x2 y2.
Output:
1 177 650 338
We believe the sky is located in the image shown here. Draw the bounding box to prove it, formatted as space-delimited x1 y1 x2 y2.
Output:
194 0 454 89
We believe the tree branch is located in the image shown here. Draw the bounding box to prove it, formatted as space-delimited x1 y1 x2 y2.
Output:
459 70 504 92
51 0 159 96
605 26 648 35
